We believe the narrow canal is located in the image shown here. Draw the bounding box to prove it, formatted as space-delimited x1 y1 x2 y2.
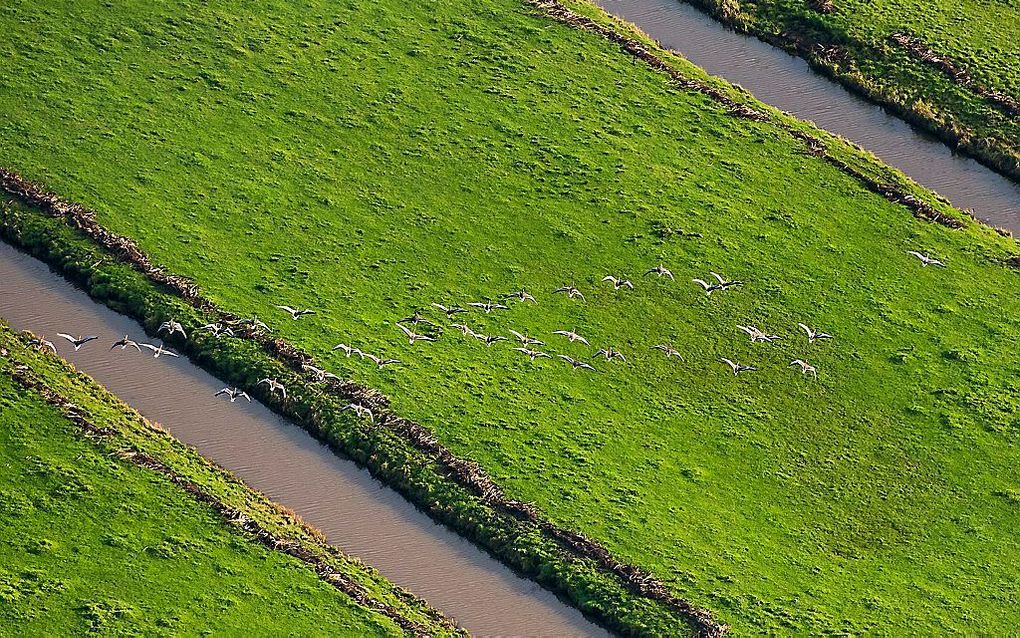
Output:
0 242 608 638
594 0 1020 230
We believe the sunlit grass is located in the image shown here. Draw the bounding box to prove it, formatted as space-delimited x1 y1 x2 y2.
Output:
1 0 1020 632
0 365 398 635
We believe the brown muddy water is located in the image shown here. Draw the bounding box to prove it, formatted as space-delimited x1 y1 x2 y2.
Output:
0 243 608 638
594 0 1020 231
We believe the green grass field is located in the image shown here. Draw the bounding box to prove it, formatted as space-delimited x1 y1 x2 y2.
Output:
2 0 1020 633
0 326 455 637
687 0 1020 180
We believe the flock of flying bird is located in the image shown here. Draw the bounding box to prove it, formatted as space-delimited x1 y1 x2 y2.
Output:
343 264 839 380
26 249 946 419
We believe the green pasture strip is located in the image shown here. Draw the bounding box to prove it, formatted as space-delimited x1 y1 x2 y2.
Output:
0 328 426 637
0 205 702 636
2 0 1020 633
676 0 1020 181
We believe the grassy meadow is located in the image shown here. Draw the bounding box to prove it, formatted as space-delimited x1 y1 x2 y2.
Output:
0 326 456 637
2 0 1020 633
689 0 1020 180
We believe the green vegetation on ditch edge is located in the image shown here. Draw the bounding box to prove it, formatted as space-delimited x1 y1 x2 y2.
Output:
681 0 1020 181
0 326 458 637
2 0 1020 633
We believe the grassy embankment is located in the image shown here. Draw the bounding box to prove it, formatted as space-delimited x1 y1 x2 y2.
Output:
0 325 459 637
2 0 1020 633
680 0 1020 182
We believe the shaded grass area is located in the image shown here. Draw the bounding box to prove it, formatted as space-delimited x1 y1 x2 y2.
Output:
681 0 1020 180
0 326 458 637
2 0 1020 633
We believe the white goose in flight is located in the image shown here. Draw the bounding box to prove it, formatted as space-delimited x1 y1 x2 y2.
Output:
652 344 684 360
141 342 180 358
473 332 508 347
431 303 467 318
333 343 357 357
342 403 374 422
602 275 634 290
399 311 438 328
28 336 57 353
558 355 595 371
512 347 551 361
360 353 401 369
275 305 316 319
468 301 510 314
450 324 480 338
57 333 99 351
552 284 586 301
553 329 589 345
798 323 833 344
158 320 187 339
907 250 945 267
645 264 674 280
215 387 251 402
199 323 234 339
594 347 626 362
509 330 544 346
721 358 755 375
110 335 142 352
302 364 338 382
790 359 818 379
503 289 537 304
256 377 287 398
398 323 436 344
737 325 782 343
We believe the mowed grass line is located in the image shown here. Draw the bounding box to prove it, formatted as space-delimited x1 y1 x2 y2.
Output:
0 325 462 637
2 0 1020 633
